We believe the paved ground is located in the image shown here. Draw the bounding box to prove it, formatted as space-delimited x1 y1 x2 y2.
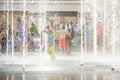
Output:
0 45 120 73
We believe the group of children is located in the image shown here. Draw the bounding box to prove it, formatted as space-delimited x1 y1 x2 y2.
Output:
0 17 77 55
43 18 76 55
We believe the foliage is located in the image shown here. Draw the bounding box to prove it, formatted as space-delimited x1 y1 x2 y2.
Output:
30 22 39 36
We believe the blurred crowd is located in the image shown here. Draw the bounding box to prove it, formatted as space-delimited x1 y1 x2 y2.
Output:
0 16 112 55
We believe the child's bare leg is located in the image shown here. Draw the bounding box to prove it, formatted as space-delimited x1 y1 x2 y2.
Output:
63 48 66 54
19 42 23 54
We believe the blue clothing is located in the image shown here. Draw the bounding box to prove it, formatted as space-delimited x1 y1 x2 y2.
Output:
85 26 90 43
16 22 28 42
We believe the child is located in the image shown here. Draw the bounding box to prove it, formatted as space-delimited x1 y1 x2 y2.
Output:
58 26 70 54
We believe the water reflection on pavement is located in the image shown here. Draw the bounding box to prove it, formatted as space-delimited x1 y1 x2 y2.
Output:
0 72 120 80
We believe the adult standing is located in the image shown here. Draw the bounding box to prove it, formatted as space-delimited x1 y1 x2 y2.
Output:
15 17 29 53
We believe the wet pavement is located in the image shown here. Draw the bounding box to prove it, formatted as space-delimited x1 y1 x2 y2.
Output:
0 45 120 80
0 72 120 80
0 51 120 72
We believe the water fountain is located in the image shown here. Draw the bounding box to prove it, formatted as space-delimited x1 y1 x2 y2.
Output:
93 0 97 57
111 0 116 71
0 0 120 74
6 0 9 56
80 0 84 66
11 0 14 57
103 0 106 56
22 0 26 69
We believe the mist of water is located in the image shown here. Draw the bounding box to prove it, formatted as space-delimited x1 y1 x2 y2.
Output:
1 0 120 71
